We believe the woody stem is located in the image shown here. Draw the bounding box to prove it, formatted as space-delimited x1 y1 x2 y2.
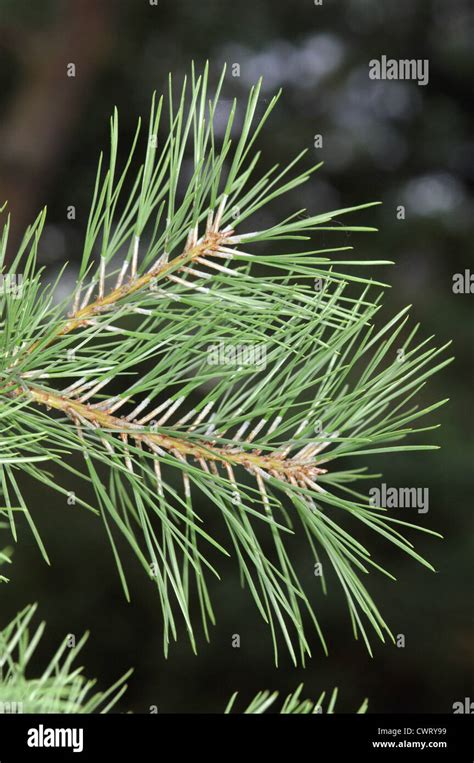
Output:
28 229 227 352
14 383 326 481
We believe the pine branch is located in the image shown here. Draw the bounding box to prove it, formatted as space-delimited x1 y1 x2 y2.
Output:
10 383 328 488
225 683 368 714
31 222 233 348
0 65 452 664
0 605 131 713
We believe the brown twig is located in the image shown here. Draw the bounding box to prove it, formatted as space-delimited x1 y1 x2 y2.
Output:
14 383 327 489
27 227 232 352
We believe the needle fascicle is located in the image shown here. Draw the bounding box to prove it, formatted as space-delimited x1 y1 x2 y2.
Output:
212 194 228 232
153 457 164 497
107 396 132 414
188 401 215 432
245 418 267 444
120 433 134 473
126 397 151 422
155 397 184 426
234 421 250 441
138 397 174 425
131 236 140 279
78 377 111 403
98 257 106 299
115 260 129 289
80 281 96 310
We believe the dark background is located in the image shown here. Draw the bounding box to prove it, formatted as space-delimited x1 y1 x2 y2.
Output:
0 0 472 713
